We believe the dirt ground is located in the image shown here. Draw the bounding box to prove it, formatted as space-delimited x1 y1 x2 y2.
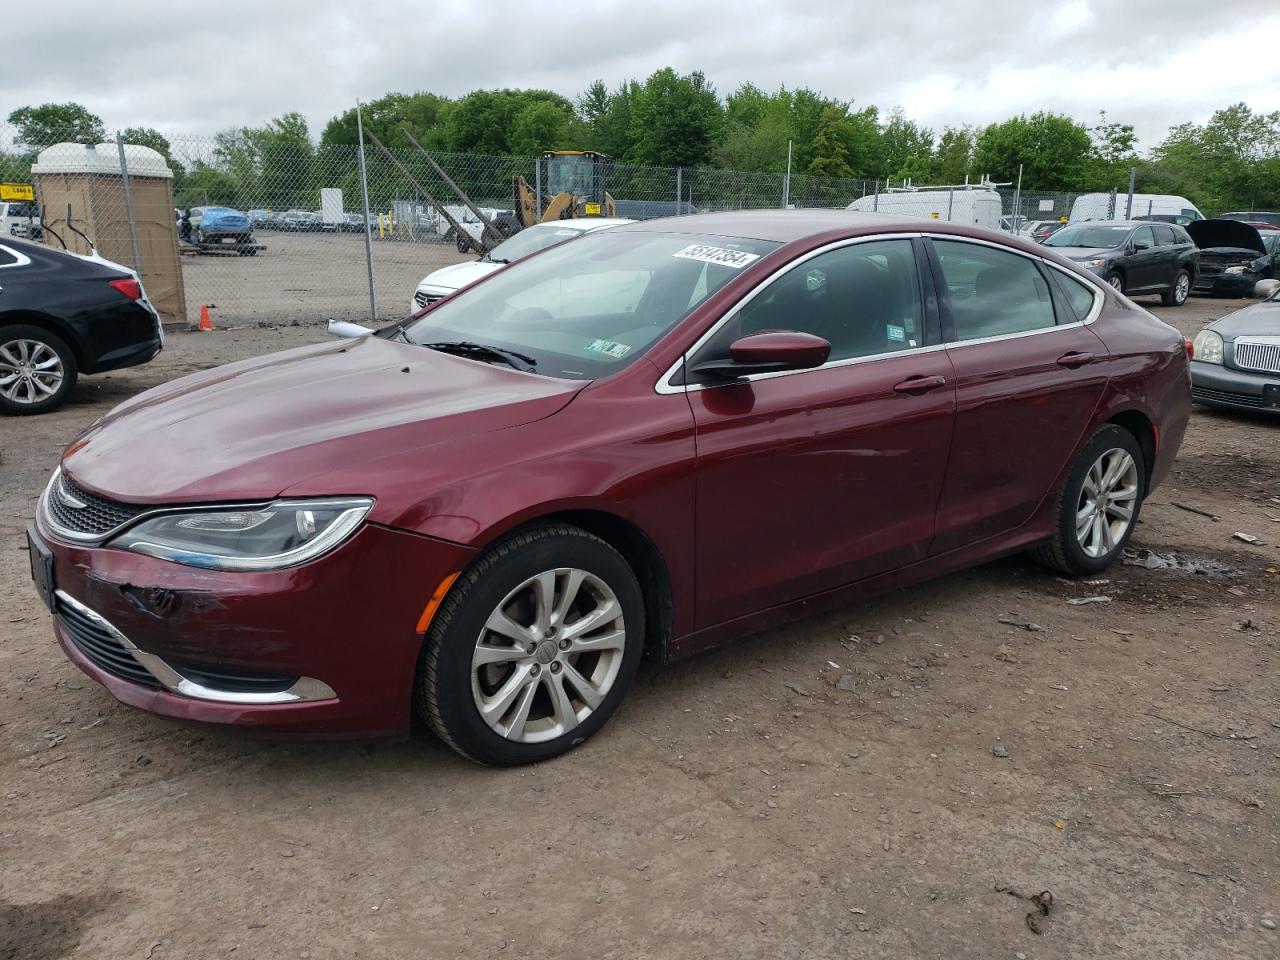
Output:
1 294 1276 960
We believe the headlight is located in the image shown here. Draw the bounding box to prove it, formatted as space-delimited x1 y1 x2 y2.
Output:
1192 329 1224 364
1224 265 1247 275
111 498 374 570
1081 258 1107 267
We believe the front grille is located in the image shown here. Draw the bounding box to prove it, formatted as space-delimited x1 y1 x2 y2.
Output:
413 290 445 309
55 596 161 689
45 471 147 538
1234 339 1280 375
1192 386 1264 408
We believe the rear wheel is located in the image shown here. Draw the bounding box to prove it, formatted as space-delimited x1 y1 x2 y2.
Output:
1031 424 1145 575
1104 271 1124 294
456 235 468 253
0 324 78 415
1162 269 1191 306
417 523 645 765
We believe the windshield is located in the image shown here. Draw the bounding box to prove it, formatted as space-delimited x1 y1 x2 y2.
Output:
1263 233 1279 254
486 224 589 263
404 230 781 379
1045 224 1132 249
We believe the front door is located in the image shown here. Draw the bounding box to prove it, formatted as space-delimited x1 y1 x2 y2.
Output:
926 237 1112 554
686 238 957 628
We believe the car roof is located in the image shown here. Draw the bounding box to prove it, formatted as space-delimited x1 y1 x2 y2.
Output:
615 209 930 242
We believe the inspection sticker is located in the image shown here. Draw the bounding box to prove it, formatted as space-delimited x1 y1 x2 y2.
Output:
673 244 761 269
586 338 632 359
886 324 907 342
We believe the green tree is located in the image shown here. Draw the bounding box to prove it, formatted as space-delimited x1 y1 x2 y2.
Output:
973 112 1092 189
320 91 452 150
7 102 104 147
175 164 238 208
628 68 723 166
509 101 573 154
880 108 934 181
931 126 975 183
808 106 854 178
1081 112 1138 190
119 126 185 178
1152 103 1280 212
444 89 577 155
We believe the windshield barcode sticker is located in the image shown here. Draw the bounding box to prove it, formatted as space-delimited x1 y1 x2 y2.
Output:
673 244 761 269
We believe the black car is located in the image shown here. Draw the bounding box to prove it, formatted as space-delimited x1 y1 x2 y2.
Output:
1191 280 1280 413
1219 211 1280 229
1188 219 1279 297
1043 220 1199 306
0 237 163 415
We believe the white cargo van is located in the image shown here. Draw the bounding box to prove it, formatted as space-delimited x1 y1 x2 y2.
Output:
1069 193 1204 225
847 188 1003 230
0 200 40 238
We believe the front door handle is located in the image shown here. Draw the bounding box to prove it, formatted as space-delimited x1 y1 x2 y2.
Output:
892 374 947 394
1056 351 1095 368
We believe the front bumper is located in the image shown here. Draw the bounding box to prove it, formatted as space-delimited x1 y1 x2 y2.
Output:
1192 272 1259 297
35 517 476 739
1190 360 1280 413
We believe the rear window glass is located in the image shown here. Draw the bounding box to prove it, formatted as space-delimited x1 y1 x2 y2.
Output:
1051 270 1098 322
1153 225 1176 245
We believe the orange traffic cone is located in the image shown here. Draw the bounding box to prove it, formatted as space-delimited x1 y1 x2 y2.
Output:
198 305 214 331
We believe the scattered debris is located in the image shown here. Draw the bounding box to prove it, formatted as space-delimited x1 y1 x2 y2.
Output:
1054 820 1067 830
1172 501 1220 521
1242 797 1264 809
996 886 1054 934
993 741 1009 758
1261 917 1276 931
1146 711 1256 742
995 644 1019 663
1232 532 1265 545
835 674 857 692
1122 548 1234 576
998 618 1043 632
1050 683 1069 692
848 908 866 916
144 942 163 960
1111 629 1134 640
1067 595 1111 605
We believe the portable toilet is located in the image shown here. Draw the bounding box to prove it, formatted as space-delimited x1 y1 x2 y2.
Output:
31 142 186 323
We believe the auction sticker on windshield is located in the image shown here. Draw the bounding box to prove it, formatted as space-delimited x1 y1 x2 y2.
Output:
586 338 632 359
673 244 761 269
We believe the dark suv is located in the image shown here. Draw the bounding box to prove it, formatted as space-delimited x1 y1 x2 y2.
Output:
1044 221 1199 306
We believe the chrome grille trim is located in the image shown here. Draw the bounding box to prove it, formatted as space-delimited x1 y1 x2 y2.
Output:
42 469 149 541
1233 337 1280 375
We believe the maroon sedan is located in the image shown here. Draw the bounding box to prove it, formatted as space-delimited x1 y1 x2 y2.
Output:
29 211 1191 765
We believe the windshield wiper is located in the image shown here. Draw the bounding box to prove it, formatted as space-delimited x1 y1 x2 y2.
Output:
420 340 537 372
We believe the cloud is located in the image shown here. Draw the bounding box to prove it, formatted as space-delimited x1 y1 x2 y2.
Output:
2 0 1277 151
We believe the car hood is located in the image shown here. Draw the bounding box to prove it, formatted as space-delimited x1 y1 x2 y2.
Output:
1187 219 1266 255
61 335 583 503
1057 247 1118 260
1208 299 1280 337
417 259 501 293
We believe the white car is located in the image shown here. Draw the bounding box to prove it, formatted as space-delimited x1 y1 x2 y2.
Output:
410 218 634 312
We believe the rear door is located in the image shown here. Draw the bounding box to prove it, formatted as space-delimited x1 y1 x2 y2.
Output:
926 237 1112 554
1151 224 1182 285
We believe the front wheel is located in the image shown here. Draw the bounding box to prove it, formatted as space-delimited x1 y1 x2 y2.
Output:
1031 424 1145 575
0 324 78 415
1161 269 1191 306
1104 271 1124 294
417 523 645 765
456 235 468 253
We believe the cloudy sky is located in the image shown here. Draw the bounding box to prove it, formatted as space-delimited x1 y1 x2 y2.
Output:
4 0 1279 149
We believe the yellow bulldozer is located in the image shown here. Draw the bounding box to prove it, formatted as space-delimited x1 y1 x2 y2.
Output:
514 151 617 227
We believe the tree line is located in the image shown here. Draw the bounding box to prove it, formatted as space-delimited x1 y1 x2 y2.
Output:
5 70 1280 215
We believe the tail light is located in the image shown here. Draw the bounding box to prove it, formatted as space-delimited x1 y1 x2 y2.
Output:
1183 337 1194 360
109 277 142 301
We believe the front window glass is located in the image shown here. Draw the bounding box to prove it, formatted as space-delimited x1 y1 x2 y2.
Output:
1132 225 1156 248
1045 224 1132 248
404 231 780 379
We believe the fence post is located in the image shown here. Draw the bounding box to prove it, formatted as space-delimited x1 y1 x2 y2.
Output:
873 180 880 212
946 189 954 222
115 132 143 273
534 157 542 220
782 140 792 208
355 101 378 322
1125 166 1136 219
676 167 682 215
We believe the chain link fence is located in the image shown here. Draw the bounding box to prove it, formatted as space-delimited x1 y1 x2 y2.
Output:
3 123 1119 329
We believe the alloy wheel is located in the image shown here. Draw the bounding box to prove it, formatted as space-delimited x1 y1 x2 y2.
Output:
1107 275 1124 291
1075 447 1138 559
1174 272 1190 303
471 567 626 743
0 338 64 405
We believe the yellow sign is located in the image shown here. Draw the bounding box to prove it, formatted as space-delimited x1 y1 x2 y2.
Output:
1059 216 1068 223
584 202 602 216
0 183 34 202
929 212 941 219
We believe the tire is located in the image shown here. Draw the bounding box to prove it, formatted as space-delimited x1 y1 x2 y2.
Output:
1104 271 1124 294
1161 269 1191 306
0 324 78 415
456 235 468 253
1031 424 1146 576
417 523 645 766
193 227 204 244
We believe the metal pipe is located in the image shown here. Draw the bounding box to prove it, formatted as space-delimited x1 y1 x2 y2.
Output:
676 167 683 215
355 101 378 322
1125 166 1136 219
115 132 143 272
782 140 792 208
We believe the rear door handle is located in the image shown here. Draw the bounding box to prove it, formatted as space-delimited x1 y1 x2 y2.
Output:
892 374 947 394
1056 351 1095 368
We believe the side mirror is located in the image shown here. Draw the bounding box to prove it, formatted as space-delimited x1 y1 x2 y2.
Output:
1131 241 1150 252
691 331 831 379
327 318 374 338
1255 278 1280 299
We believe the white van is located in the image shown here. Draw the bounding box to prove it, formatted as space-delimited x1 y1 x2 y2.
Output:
0 201 40 238
1069 193 1204 225
848 188 1003 230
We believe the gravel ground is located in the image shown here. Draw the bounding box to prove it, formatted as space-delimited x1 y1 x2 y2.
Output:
1 293 1276 959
